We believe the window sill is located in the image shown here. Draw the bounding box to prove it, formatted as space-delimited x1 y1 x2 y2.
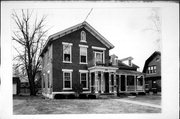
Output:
80 40 87 43
63 61 72 63
80 62 88 64
63 88 72 90
83 88 88 90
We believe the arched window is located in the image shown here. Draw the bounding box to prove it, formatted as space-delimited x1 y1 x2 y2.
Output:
81 31 86 42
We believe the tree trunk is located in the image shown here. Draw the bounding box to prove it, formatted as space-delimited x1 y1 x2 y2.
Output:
29 79 36 96
28 70 36 96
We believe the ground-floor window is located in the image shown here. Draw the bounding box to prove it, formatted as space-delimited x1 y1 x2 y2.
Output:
62 69 73 90
80 70 88 89
127 75 134 85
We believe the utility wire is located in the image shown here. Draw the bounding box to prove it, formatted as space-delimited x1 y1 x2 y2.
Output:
84 8 93 22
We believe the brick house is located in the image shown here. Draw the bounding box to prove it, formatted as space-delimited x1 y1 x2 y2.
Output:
40 21 145 99
143 51 161 93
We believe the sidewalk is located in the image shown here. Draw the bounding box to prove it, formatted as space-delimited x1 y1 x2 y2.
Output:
114 99 161 108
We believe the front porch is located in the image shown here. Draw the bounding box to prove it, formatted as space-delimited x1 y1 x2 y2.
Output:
88 66 145 95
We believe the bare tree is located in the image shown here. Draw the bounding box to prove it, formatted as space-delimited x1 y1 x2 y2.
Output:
12 9 48 95
144 8 161 51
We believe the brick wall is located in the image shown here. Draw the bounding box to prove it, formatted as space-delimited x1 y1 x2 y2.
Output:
52 28 110 92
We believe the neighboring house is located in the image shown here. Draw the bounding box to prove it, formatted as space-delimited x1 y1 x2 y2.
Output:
40 21 145 99
143 51 161 93
20 76 30 94
116 56 145 94
13 77 20 95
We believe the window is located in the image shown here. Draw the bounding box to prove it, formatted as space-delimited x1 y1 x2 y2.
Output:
63 42 72 63
148 66 157 74
127 76 134 85
80 71 88 89
95 52 103 64
80 47 87 64
62 69 73 90
81 31 86 42
153 66 157 73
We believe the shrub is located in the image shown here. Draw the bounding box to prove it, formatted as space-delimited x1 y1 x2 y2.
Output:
79 94 87 99
54 94 66 99
88 94 96 99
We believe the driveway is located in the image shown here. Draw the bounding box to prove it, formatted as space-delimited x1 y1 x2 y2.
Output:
13 95 161 114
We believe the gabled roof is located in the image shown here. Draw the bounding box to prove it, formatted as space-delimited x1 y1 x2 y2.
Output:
118 60 139 70
120 56 134 61
142 51 161 73
40 21 114 56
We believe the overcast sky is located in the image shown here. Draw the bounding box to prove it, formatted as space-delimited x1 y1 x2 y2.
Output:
12 6 162 71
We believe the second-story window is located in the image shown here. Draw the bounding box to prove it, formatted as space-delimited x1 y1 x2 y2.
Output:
80 47 87 64
95 52 103 64
63 42 72 63
148 66 157 74
80 31 86 42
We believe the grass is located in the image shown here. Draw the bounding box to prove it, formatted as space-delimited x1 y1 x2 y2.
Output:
123 94 161 105
13 95 161 114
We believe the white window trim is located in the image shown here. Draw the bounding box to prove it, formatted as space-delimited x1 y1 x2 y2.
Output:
79 44 88 48
62 69 73 90
79 46 88 64
92 46 106 51
62 42 73 46
79 70 88 73
94 51 105 65
62 42 72 63
79 71 88 90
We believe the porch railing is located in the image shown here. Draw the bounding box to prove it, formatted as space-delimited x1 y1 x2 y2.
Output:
136 86 143 91
126 86 135 91
126 86 144 91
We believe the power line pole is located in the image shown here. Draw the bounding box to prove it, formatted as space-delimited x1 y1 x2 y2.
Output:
84 8 93 22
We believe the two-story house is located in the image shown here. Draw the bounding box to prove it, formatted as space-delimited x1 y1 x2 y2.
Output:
143 51 161 93
40 21 145 99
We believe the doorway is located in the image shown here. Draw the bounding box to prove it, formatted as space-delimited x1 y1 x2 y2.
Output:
104 72 109 93
121 75 126 91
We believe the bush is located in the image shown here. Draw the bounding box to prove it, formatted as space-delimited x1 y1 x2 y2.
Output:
54 94 66 99
130 93 137 96
88 94 96 99
138 92 146 95
67 94 75 99
79 94 87 99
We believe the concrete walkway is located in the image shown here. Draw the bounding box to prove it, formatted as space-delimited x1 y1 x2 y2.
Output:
114 99 161 108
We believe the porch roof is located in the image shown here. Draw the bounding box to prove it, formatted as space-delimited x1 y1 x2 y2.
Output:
88 66 118 72
116 69 144 76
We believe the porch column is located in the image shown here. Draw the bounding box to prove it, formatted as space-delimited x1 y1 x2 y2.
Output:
134 75 136 92
101 71 104 93
113 73 117 93
142 75 145 91
109 73 112 93
95 71 98 93
125 75 127 92
89 72 91 92
119 75 121 92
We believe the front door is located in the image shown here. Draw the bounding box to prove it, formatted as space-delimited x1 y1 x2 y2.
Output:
121 75 126 91
116 75 120 93
104 73 109 93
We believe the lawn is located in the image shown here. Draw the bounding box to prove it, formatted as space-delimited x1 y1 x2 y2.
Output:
13 95 161 114
123 95 161 105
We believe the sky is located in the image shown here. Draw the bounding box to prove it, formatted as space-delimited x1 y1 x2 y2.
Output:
12 7 161 71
